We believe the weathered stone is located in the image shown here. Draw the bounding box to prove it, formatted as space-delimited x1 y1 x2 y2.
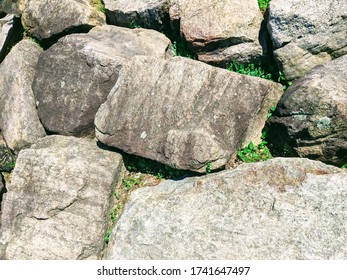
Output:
105 158 347 260
0 173 3 195
33 25 172 137
0 14 21 62
0 135 125 260
104 0 170 30
0 40 46 152
20 0 106 40
173 0 265 65
268 0 347 80
0 0 20 15
95 56 282 173
268 55 347 166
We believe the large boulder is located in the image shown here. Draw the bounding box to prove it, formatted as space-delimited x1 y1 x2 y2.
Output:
0 135 125 260
0 39 46 152
33 25 172 137
268 0 347 80
0 14 21 62
104 0 170 30
173 0 266 66
95 56 283 173
105 158 347 260
19 0 106 40
268 55 347 166
0 1 20 15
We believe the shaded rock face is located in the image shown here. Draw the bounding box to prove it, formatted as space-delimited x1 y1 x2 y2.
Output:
95 56 283 173
268 0 347 80
0 0 20 15
0 14 22 62
0 134 16 172
20 0 106 40
105 158 347 260
0 40 46 152
104 0 170 30
174 0 266 66
0 135 125 260
268 55 347 166
33 25 172 137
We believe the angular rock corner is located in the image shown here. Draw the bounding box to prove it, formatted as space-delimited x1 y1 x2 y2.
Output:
95 56 283 173
105 158 347 260
33 25 172 137
0 135 125 260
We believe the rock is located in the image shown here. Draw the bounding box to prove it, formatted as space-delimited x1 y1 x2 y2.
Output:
20 0 106 40
268 55 347 166
0 135 125 260
0 40 46 152
105 158 347 260
268 0 347 80
104 0 170 30
0 14 21 62
95 56 283 173
0 173 3 195
0 0 20 15
33 25 172 137
173 0 265 66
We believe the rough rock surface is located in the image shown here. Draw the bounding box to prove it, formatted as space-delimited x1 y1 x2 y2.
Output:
20 0 106 40
0 14 21 62
95 56 283 173
0 40 46 152
268 55 347 166
0 135 124 260
105 158 347 260
104 0 170 30
0 173 3 196
33 25 172 136
268 0 347 80
173 0 265 66
0 0 20 15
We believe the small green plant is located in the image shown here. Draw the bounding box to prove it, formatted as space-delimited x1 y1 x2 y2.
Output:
129 19 142 29
171 40 198 60
258 0 271 11
122 177 141 191
205 162 212 174
91 0 106 13
227 61 273 80
266 105 277 122
237 140 272 163
342 164 347 168
278 71 293 91
104 229 112 244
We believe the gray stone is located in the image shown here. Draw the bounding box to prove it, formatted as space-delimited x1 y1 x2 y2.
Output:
104 0 170 30
268 55 347 166
105 158 347 260
0 0 20 15
173 0 265 66
268 0 347 80
33 25 172 136
95 56 283 173
20 0 106 40
0 135 125 260
0 14 21 62
0 40 46 152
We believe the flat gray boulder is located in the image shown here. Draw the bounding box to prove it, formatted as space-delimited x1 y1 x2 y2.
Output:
0 39 46 152
20 0 106 40
268 55 347 166
33 25 172 136
0 14 21 62
105 158 347 259
268 0 347 80
95 56 282 173
104 0 169 30
0 135 124 260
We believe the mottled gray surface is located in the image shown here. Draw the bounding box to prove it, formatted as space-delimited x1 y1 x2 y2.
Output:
33 25 172 136
95 56 282 172
0 135 124 260
0 14 21 62
268 0 347 80
0 40 46 152
20 0 106 40
269 55 347 166
104 0 169 30
105 158 347 260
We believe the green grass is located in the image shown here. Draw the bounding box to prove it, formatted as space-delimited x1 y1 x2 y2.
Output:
227 61 273 80
172 40 198 60
129 20 142 29
237 140 272 163
342 164 347 169
91 0 106 13
258 0 271 11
